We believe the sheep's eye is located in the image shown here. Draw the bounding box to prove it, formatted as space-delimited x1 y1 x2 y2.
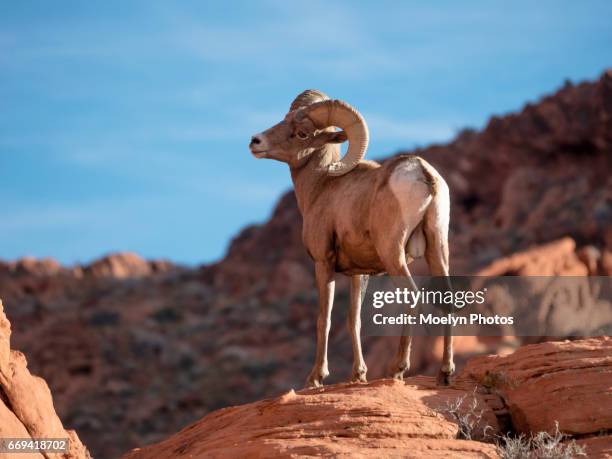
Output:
296 130 309 140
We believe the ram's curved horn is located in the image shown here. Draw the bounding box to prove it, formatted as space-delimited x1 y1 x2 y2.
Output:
290 89 330 111
303 99 369 176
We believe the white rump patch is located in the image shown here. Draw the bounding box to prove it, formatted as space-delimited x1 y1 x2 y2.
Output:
389 159 433 226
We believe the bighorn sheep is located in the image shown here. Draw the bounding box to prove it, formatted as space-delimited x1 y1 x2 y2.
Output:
249 90 454 388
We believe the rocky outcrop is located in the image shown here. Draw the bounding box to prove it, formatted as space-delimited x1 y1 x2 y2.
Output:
459 337 612 437
122 338 611 458
475 237 612 277
84 252 173 279
2 257 64 277
122 378 500 459
576 436 612 458
0 300 89 458
476 237 589 276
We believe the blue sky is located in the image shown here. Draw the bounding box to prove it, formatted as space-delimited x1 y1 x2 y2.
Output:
1 1 611 265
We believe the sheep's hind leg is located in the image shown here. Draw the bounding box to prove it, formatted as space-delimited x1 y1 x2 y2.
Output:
387 267 419 381
375 158 432 381
373 219 423 381
423 200 455 386
379 247 419 381
305 261 335 388
348 275 369 382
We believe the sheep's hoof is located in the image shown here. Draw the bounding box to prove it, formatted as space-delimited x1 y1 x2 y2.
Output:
391 369 405 381
350 364 367 383
304 379 323 389
350 372 368 383
305 368 328 388
436 369 454 386
389 362 408 381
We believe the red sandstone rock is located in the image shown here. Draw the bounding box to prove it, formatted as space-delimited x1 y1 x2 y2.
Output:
10 257 63 277
476 238 588 276
121 378 499 459
458 337 612 436
84 252 154 278
576 435 612 458
602 251 612 276
120 338 612 459
0 300 89 459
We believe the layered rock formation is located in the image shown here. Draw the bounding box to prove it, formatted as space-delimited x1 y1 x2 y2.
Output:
0 300 89 459
122 338 611 458
459 337 612 437
122 379 500 459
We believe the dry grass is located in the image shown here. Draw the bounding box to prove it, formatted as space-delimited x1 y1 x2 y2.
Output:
436 390 493 441
497 422 586 459
439 394 586 458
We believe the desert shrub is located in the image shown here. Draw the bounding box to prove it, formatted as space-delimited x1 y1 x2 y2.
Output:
436 391 493 441
497 422 586 459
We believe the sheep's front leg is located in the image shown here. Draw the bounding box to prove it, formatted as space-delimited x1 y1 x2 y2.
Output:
348 275 368 382
305 262 335 388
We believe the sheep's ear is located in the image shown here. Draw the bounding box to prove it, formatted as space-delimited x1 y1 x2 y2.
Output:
313 130 347 147
326 130 347 143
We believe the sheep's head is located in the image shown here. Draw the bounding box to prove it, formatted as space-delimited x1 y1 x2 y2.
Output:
249 90 369 176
